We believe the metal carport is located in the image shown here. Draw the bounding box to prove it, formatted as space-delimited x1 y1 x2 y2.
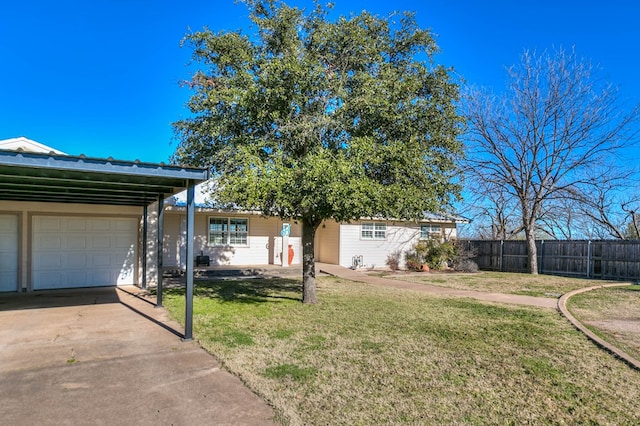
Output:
0 148 209 340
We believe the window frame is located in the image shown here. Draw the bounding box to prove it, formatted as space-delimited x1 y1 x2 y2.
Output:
361 221 387 240
420 224 442 240
208 216 249 247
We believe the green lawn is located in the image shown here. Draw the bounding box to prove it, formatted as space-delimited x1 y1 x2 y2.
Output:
386 270 619 297
161 276 640 425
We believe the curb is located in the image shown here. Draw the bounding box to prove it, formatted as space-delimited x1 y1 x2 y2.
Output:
558 283 640 371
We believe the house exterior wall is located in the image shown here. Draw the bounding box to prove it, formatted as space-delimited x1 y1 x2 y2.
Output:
337 220 459 269
0 200 142 291
316 220 340 264
162 210 302 267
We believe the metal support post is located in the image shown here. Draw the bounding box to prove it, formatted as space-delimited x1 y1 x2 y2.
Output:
156 196 165 307
184 182 195 341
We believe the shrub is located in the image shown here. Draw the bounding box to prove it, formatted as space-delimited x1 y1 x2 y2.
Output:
404 250 422 271
414 240 457 270
386 250 402 271
454 259 478 273
453 241 479 272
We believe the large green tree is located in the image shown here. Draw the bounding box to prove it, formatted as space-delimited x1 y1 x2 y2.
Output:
173 0 463 303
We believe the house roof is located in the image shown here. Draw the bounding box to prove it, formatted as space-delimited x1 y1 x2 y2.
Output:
165 202 469 224
421 212 470 224
0 149 209 206
0 136 67 155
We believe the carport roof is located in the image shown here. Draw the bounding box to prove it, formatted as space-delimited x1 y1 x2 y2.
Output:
0 149 209 206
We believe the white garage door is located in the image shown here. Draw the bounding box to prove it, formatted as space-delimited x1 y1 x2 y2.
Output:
32 216 138 290
0 214 19 292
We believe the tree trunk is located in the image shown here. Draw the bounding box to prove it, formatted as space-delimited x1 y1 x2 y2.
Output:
301 217 320 304
525 227 538 274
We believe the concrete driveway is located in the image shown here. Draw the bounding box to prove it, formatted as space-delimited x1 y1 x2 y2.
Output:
0 287 275 425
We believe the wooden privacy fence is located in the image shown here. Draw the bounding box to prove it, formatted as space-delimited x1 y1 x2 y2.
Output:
463 239 640 282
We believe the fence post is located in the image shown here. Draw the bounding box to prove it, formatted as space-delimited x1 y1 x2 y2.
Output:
499 240 504 272
586 240 591 278
539 240 544 274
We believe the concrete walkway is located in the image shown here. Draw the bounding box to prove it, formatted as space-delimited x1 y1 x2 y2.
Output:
0 287 275 425
317 263 558 309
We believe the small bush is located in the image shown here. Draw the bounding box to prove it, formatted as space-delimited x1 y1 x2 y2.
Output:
454 259 478 273
453 241 479 272
404 251 422 271
386 250 402 271
413 240 457 270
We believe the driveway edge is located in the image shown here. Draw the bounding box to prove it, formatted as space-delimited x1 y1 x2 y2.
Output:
558 283 640 371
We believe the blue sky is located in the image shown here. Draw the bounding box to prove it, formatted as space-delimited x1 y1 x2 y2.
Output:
2 0 639 163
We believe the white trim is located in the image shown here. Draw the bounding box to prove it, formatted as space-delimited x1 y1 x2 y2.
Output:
0 137 67 155
207 216 250 247
420 224 442 239
360 221 386 240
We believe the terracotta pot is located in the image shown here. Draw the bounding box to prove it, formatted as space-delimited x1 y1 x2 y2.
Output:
420 263 430 272
288 244 294 266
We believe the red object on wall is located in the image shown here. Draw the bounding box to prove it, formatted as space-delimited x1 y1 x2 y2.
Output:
288 244 294 266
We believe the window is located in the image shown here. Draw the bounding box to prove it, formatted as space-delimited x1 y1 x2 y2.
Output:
209 217 248 246
361 222 386 240
421 224 442 239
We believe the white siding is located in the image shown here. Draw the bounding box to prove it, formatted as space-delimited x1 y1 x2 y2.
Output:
163 212 302 267
162 213 182 268
338 222 421 268
141 201 161 286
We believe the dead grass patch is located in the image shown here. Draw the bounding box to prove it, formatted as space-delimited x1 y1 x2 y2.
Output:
568 285 640 361
163 276 640 425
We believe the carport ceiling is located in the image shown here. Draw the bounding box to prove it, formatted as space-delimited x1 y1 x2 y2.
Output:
0 149 209 206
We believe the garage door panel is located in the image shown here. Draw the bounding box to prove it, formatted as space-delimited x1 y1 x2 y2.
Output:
37 253 63 268
117 269 134 284
93 254 111 266
92 270 112 284
39 235 62 250
33 271 62 288
67 254 89 268
68 220 88 231
0 214 18 292
116 219 137 232
67 271 88 286
0 237 14 251
116 236 135 249
36 217 62 232
33 216 138 290
91 219 111 232
91 236 111 249
67 236 88 249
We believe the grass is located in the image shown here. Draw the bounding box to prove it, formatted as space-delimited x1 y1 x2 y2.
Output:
568 285 640 362
162 276 640 425
386 270 619 297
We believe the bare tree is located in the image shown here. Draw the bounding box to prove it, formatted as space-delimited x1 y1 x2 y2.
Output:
576 179 640 239
463 178 522 239
464 47 639 273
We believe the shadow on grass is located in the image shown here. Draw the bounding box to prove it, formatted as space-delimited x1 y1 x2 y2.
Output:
163 278 303 304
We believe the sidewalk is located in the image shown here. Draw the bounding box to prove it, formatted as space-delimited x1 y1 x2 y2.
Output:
317 263 558 309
